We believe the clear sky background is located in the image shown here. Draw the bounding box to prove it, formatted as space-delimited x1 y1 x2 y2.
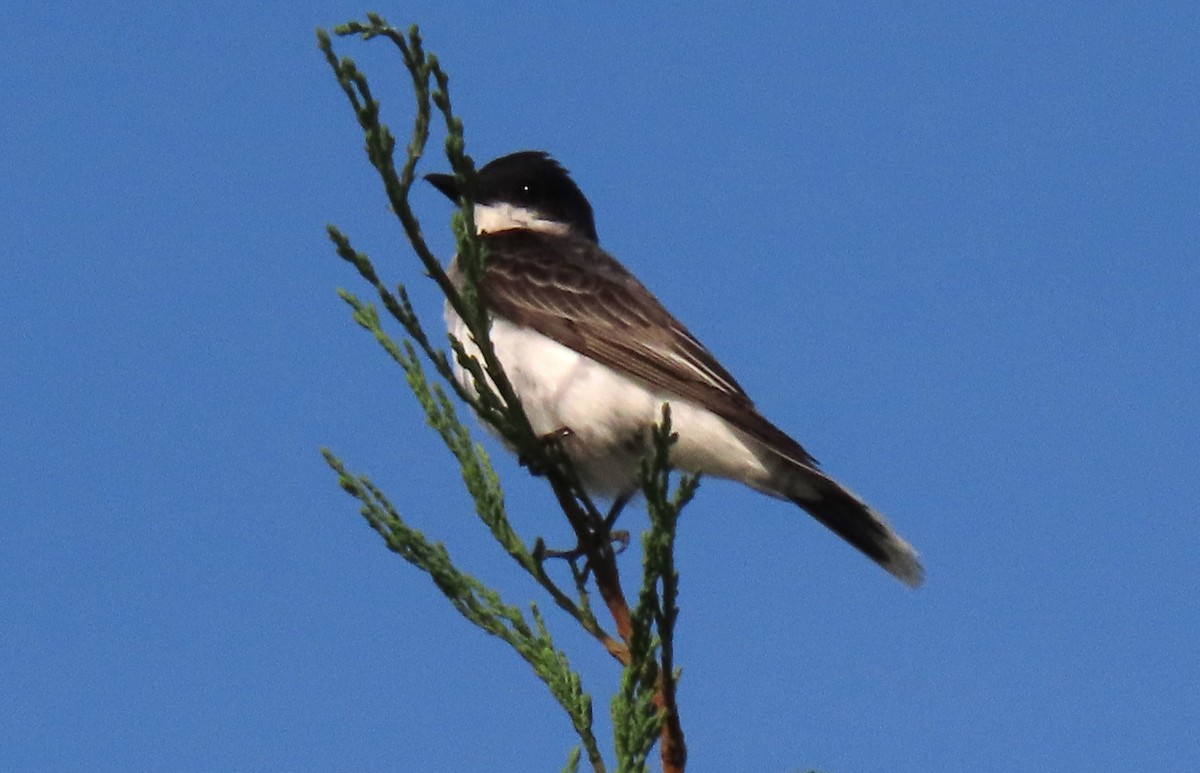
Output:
3 2 1197 771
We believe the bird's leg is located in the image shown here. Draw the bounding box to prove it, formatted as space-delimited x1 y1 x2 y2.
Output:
598 493 632 561
536 542 585 562
528 430 632 575
536 490 633 566
538 535 630 586
604 491 633 530
537 529 630 562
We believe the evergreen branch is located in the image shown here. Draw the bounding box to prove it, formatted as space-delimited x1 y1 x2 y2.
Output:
638 406 696 773
611 405 692 772
322 17 609 528
318 13 704 771
321 449 604 769
333 288 623 657
321 14 634 660
327 230 454 379
324 19 512 428
327 225 477 413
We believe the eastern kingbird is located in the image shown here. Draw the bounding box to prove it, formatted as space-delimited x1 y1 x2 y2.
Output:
426 151 923 587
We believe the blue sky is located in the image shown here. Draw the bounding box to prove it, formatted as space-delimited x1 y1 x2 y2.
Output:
3 2 1197 771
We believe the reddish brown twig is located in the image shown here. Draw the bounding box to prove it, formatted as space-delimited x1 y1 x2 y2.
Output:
655 672 686 772
544 475 686 773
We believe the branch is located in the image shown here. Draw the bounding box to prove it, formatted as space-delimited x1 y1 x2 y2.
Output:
322 449 606 770
319 13 698 771
612 405 695 773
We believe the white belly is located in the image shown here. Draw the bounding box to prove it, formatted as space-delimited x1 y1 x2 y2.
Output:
446 307 774 497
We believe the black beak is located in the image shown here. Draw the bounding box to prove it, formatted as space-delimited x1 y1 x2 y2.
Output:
424 172 459 202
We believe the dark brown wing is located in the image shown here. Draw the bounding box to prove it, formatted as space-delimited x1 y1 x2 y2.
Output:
477 229 818 469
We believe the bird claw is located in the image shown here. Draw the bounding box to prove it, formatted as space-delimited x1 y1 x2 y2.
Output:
535 529 631 564
518 426 575 477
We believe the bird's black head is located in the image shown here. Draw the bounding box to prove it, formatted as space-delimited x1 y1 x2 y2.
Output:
425 151 599 243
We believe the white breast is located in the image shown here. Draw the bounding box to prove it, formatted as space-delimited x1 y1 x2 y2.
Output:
445 305 774 498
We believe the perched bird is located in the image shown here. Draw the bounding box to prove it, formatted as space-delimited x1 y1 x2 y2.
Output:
425 151 923 587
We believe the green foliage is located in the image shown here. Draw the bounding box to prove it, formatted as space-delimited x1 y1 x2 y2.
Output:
613 407 699 771
321 449 603 766
318 14 696 772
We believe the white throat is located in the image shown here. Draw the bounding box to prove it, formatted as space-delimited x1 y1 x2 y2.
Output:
473 202 570 236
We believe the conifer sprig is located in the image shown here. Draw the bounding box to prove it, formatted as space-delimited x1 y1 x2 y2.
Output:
319 14 692 771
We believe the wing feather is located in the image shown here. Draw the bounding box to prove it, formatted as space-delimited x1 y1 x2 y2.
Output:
475 229 818 469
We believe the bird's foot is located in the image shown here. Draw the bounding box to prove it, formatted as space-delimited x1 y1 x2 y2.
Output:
535 529 631 563
534 491 633 563
518 426 574 477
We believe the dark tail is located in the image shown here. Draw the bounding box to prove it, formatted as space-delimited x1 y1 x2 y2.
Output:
785 467 924 588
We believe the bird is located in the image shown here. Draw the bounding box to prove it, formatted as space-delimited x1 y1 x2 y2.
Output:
425 151 923 587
